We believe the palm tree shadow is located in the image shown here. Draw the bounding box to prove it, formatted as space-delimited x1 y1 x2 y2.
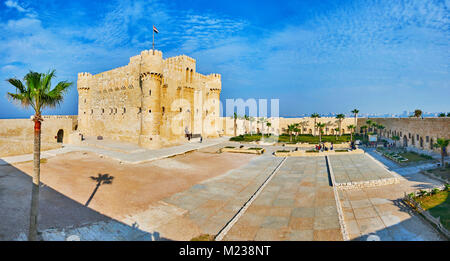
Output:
85 173 114 207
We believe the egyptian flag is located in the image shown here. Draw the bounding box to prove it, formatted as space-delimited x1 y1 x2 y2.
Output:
153 25 159 34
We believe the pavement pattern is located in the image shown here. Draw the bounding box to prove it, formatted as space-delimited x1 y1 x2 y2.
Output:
328 154 394 184
223 156 343 241
160 149 285 239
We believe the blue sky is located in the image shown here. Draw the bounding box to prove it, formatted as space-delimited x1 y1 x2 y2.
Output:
0 0 449 118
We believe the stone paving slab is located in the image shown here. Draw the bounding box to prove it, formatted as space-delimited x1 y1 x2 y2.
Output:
339 184 444 241
329 154 395 185
223 156 343 241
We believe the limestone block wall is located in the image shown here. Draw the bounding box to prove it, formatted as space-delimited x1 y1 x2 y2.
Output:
0 115 77 157
220 117 356 137
357 117 450 153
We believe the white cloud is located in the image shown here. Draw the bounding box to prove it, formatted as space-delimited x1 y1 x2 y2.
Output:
5 0 26 12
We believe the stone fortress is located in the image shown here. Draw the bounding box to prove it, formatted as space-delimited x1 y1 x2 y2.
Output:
76 49 222 149
0 49 448 157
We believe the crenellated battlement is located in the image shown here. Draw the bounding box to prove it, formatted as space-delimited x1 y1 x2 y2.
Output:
207 73 221 80
78 72 92 78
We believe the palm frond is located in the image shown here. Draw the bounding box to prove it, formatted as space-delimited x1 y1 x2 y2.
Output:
6 78 27 93
41 69 56 92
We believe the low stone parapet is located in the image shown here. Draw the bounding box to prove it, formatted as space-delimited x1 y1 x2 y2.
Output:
273 148 364 157
220 147 265 155
335 177 401 190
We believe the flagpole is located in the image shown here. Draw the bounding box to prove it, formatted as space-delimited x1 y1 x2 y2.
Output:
152 25 155 55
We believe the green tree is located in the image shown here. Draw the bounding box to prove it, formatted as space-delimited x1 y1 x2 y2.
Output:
351 109 359 127
244 115 249 134
360 125 368 138
266 121 271 135
6 70 72 240
414 109 422 118
334 127 340 140
438 113 445 117
233 112 238 137
347 124 356 142
392 135 400 148
287 124 296 142
316 122 326 143
336 114 345 136
434 138 449 169
311 113 320 136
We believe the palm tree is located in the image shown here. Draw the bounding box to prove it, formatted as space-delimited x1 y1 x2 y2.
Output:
233 112 238 136
351 109 359 127
316 122 325 143
377 124 385 139
6 70 72 241
249 117 255 135
434 138 449 169
347 124 356 142
293 123 300 142
287 124 296 142
266 121 271 135
414 109 422 118
360 125 368 138
334 127 340 140
311 113 320 136
392 135 400 148
244 115 249 134
336 114 345 136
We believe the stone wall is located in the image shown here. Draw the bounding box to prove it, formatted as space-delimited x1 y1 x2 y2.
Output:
0 115 77 157
357 117 450 153
220 117 357 137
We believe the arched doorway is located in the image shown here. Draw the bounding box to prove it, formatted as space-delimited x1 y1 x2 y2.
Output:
57 129 64 143
403 135 408 147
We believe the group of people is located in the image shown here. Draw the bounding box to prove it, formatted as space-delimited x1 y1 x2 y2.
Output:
315 142 333 152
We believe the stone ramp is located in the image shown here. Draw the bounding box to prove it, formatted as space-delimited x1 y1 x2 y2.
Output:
223 157 343 241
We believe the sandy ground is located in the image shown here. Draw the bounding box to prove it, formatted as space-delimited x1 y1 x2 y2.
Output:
0 150 255 240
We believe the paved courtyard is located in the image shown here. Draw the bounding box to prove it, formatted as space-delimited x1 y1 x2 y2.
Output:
0 141 446 241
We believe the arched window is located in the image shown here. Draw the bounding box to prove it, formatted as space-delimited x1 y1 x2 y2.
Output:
190 69 193 83
162 107 165 114
149 89 152 96
123 107 126 113
186 68 189 83
101 108 104 114
149 109 152 113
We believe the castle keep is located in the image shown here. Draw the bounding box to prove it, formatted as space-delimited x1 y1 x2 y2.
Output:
77 50 222 148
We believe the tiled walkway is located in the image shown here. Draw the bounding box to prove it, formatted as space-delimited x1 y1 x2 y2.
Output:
223 157 343 241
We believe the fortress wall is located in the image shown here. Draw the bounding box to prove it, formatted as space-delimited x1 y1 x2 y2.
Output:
220 117 356 137
77 49 222 149
357 117 450 153
0 115 77 157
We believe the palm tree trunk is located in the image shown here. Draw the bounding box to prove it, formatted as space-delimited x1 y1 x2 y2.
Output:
29 118 41 241
442 150 445 169
234 119 237 136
